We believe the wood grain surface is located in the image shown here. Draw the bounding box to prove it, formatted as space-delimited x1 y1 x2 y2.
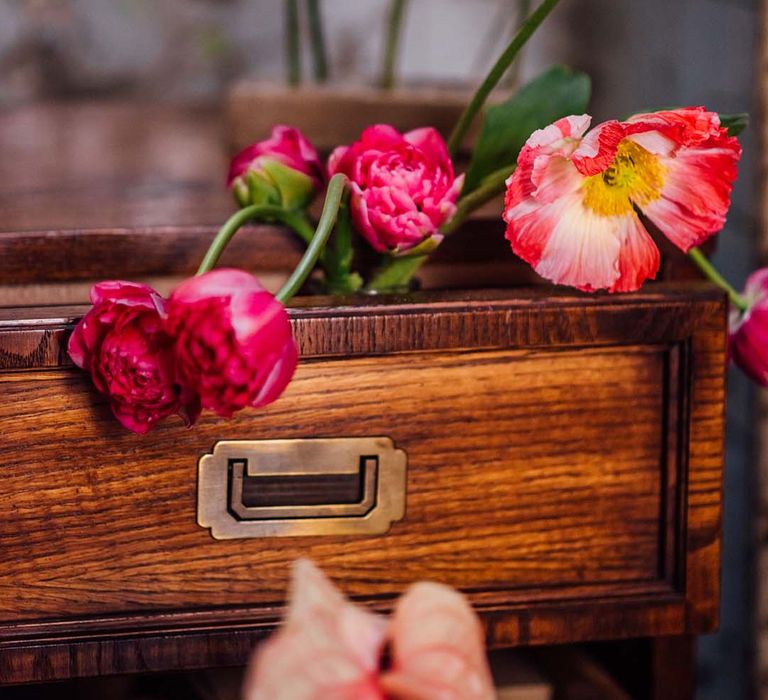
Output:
0 284 727 683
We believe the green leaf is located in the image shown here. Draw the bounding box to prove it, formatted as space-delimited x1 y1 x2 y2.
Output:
463 66 591 194
719 113 749 137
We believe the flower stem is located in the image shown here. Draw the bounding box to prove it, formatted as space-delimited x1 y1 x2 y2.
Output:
277 174 347 303
380 0 408 89
197 204 286 275
447 0 563 157
306 0 329 83
688 247 749 312
365 254 427 294
441 164 515 235
285 0 302 87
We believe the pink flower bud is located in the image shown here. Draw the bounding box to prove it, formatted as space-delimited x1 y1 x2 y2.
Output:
228 126 325 210
166 269 297 418
730 268 768 386
67 281 199 434
328 125 464 256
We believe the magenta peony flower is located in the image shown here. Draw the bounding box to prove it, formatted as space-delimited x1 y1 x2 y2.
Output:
328 125 464 255
730 269 768 387
503 108 741 293
228 125 325 210
67 281 198 434
166 269 297 418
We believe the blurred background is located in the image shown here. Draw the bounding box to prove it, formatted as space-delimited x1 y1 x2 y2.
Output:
0 0 758 697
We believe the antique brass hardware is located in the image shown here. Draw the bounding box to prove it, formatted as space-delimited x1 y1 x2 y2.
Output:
198 437 407 539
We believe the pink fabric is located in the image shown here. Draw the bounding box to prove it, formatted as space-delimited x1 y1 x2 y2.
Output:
328 124 463 254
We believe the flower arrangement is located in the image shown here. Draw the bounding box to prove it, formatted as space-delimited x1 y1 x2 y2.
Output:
69 0 756 433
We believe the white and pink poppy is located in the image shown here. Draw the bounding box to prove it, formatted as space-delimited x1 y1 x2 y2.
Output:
503 108 741 292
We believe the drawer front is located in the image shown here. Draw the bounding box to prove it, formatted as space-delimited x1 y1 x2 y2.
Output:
0 287 726 681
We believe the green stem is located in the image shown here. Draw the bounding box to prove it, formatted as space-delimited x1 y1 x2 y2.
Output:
306 0 329 83
365 254 427 293
380 0 408 90
441 164 514 235
688 247 749 312
504 0 532 88
197 205 285 275
276 174 347 303
447 0 563 156
285 0 302 86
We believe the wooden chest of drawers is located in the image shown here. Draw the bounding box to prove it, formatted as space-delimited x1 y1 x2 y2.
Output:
0 284 726 686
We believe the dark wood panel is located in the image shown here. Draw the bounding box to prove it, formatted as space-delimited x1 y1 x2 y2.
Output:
0 286 727 683
0 346 668 619
0 283 724 370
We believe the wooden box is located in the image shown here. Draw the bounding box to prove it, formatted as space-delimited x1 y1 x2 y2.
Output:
0 283 726 685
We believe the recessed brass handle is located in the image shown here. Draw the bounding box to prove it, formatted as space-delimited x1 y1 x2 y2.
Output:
198 437 407 539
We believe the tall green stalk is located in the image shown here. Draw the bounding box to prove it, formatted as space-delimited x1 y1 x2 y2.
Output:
447 0 563 156
380 0 408 89
285 0 302 86
504 0 533 88
306 0 329 83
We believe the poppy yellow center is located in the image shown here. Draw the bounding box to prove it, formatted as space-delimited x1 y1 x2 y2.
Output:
581 140 665 216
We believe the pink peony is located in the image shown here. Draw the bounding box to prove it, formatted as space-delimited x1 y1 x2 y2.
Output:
67 281 198 434
228 125 325 210
503 108 741 293
166 269 297 418
328 125 464 255
243 559 496 700
730 268 768 387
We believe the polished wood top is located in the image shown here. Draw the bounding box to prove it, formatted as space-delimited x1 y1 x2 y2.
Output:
0 101 233 232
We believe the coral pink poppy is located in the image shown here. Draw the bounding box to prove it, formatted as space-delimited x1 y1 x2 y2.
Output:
243 559 496 700
503 108 741 292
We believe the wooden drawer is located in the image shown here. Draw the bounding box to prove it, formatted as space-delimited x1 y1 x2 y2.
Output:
0 284 726 684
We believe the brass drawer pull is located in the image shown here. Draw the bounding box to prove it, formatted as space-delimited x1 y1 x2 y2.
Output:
198 437 407 539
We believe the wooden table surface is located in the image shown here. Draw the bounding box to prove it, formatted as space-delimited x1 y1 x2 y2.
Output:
0 101 234 233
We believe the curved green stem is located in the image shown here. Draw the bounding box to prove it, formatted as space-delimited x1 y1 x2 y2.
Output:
197 204 286 275
688 247 749 312
277 174 347 303
442 164 514 235
365 254 427 294
447 0 563 156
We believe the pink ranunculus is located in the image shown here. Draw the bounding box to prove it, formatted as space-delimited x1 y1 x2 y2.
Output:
67 281 198 434
166 269 297 418
730 268 768 387
243 559 496 700
503 108 741 293
328 125 464 255
228 125 325 210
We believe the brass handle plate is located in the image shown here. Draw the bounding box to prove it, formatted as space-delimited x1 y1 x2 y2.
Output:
197 437 407 539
